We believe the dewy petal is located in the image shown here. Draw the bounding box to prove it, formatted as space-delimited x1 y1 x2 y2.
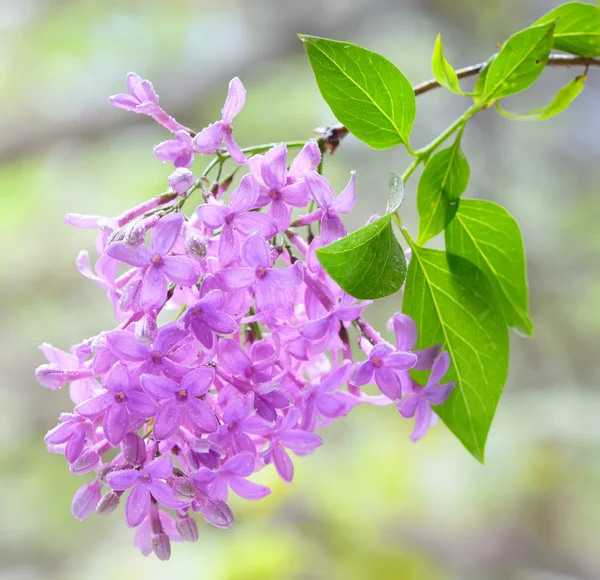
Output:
386 352 418 371
218 223 240 268
217 339 251 376
331 171 357 214
155 322 187 354
144 456 174 480
105 242 150 267
320 213 347 245
303 170 334 209
181 367 214 396
141 265 167 311
104 403 129 445
162 256 202 286
222 452 254 477
316 394 346 418
223 132 247 165
374 368 402 400
298 314 332 341
397 394 419 419
190 318 214 349
241 233 270 269
192 121 224 154
229 173 258 213
261 144 287 191
428 351 451 387
388 313 418 351
197 289 224 311
127 391 159 417
233 212 277 239
222 77 246 123
153 400 184 440
185 398 218 434
269 262 304 288
140 374 179 400
75 392 114 418
228 477 271 500
268 199 292 233
107 331 151 362
107 468 140 491
288 141 321 178
109 94 140 111
410 399 433 442
199 203 230 230
125 485 151 527
273 446 294 483
153 139 184 163
424 382 454 406
280 181 310 207
149 480 187 510
352 360 375 386
151 213 182 256
279 430 323 453
217 267 255 291
105 361 131 393
205 311 239 336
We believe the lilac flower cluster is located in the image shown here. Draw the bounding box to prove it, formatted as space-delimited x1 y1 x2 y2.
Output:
36 74 454 560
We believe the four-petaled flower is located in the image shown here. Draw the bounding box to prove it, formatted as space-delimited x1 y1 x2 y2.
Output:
153 130 195 168
397 352 454 442
75 362 158 445
106 213 202 311
106 456 186 527
140 367 218 440
109 72 159 114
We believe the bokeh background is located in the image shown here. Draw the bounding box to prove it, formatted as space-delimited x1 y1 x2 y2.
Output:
1 0 599 578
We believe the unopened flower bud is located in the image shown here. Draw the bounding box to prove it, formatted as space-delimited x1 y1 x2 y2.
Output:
71 480 102 520
35 365 93 390
172 476 196 501
96 490 121 516
168 167 195 195
121 433 147 466
70 448 100 475
202 497 234 529
124 220 146 248
176 515 199 542
185 232 208 259
151 532 171 561
135 313 158 346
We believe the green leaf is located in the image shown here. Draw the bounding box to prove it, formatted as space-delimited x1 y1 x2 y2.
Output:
445 199 533 336
432 33 463 95
401 239 509 462
316 214 407 300
417 131 470 245
483 21 555 100
299 35 416 150
536 1 600 57
386 171 404 213
496 74 586 120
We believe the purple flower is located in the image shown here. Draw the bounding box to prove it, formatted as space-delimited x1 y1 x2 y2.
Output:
192 77 247 164
106 213 202 311
140 368 217 440
217 233 303 312
106 322 189 379
351 342 417 400
168 168 195 196
193 452 270 502
397 352 454 442
109 73 159 114
153 130 195 168
209 397 258 455
180 290 238 349
44 413 93 463
75 362 158 445
248 144 315 232
217 338 276 385
107 456 186 527
134 507 183 557
303 170 356 244
263 409 322 483
199 174 277 266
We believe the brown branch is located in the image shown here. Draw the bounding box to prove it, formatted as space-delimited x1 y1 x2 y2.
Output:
319 54 600 152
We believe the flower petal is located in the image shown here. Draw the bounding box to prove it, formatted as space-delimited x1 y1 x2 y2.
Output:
223 132 247 165
233 212 277 239
141 265 167 311
125 484 151 527
228 477 270 500
303 170 334 209
331 171 356 214
107 468 140 491
386 352 418 371
288 141 321 177
151 213 183 256
374 368 402 400
181 367 215 396
217 267 255 291
162 256 202 286
229 173 258 213
75 392 114 418
104 403 129 445
127 391 159 417
149 480 188 510
199 203 230 230
222 452 254 477
280 181 310 207
153 400 184 440
269 262 304 288
222 77 246 124
192 121 224 154
241 233 270 269
185 398 218 434
261 144 287 191
153 139 184 163
105 362 131 393
320 213 346 245
279 430 322 453
106 331 150 362
144 456 174 480
428 351 451 387
352 360 375 386
204 310 238 335
218 223 240 268
410 399 433 442
105 242 150 267
140 373 178 399
272 445 294 483
298 314 332 341
424 382 454 406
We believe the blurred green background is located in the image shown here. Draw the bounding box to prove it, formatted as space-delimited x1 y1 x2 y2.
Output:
2 0 599 578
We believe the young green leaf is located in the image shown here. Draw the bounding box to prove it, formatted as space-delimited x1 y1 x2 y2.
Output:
402 240 509 462
299 35 416 150
483 21 555 100
432 34 463 95
316 214 407 300
417 132 470 245
496 74 586 121
536 1 600 57
445 199 533 335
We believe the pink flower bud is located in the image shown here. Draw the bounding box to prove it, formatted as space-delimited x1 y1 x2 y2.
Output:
202 497 234 529
176 515 199 542
135 313 158 346
121 433 147 466
35 364 67 390
172 476 195 501
124 220 146 248
97 490 121 516
185 232 208 259
71 480 102 520
168 167 195 195
151 532 171 561
70 448 100 475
